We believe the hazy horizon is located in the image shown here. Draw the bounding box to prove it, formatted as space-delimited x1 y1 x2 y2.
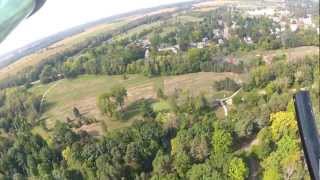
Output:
0 0 189 56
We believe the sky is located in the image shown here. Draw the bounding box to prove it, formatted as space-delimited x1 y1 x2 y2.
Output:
0 0 189 56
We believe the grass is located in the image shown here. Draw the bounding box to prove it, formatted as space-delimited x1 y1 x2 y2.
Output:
237 46 319 62
30 72 244 135
153 100 172 112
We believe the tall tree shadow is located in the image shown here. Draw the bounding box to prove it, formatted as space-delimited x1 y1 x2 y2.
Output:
121 98 156 121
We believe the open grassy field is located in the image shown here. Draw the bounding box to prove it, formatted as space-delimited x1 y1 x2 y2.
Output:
30 72 245 135
237 46 319 63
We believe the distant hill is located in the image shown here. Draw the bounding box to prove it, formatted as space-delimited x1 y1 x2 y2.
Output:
0 0 196 69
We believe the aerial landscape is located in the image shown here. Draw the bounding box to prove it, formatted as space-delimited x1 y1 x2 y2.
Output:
0 0 319 179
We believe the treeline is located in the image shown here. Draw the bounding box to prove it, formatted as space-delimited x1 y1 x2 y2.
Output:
0 88 41 133
1 7 319 88
0 13 174 89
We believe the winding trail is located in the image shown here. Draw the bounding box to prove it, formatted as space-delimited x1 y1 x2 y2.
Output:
39 80 63 113
216 88 242 117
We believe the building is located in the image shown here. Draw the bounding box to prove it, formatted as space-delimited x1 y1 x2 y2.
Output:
290 23 299 32
247 8 275 17
223 24 230 40
144 48 150 58
158 45 180 54
218 39 224 45
299 14 313 27
244 36 253 44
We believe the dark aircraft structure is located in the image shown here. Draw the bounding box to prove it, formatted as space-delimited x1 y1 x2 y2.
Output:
0 0 46 42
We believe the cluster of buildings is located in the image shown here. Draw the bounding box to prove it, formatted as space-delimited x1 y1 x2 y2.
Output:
247 7 319 34
132 5 319 59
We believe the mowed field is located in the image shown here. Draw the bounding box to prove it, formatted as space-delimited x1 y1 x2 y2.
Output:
30 72 245 134
238 46 319 63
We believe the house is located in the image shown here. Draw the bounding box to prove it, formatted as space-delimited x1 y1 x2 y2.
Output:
289 19 299 32
272 16 281 23
141 39 151 48
244 36 253 44
202 37 209 43
299 14 313 27
190 42 197 48
145 48 150 58
227 57 237 65
247 8 275 17
158 45 180 54
197 42 206 49
290 23 298 32
218 39 224 45
223 24 230 40
135 39 151 48
213 29 221 37
280 21 287 32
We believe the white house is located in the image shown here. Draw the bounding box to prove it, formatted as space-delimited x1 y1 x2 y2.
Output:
145 49 150 58
290 23 298 32
213 29 221 37
158 45 180 54
244 36 253 44
299 14 313 27
247 8 275 17
197 42 206 49
218 39 224 45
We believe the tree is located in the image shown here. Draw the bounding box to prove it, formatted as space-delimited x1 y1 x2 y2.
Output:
270 111 297 141
249 66 275 88
156 88 166 99
51 122 80 150
98 93 117 117
73 107 81 118
96 156 122 180
252 128 273 160
150 34 162 49
190 135 209 163
186 162 222 180
152 151 172 176
214 78 240 91
228 157 248 180
110 86 127 111
173 151 191 178
125 142 142 170
39 65 57 84
211 127 233 170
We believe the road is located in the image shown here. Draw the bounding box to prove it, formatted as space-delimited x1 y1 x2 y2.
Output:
39 80 63 113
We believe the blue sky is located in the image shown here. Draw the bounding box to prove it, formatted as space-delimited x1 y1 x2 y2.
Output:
0 0 189 55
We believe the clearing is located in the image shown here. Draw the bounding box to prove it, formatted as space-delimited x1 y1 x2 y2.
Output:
30 72 245 135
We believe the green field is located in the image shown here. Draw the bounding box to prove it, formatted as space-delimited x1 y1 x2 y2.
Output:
30 72 244 135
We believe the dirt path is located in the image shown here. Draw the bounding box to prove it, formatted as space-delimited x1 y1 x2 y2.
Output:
40 80 63 113
248 156 260 180
217 88 242 117
239 137 261 179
